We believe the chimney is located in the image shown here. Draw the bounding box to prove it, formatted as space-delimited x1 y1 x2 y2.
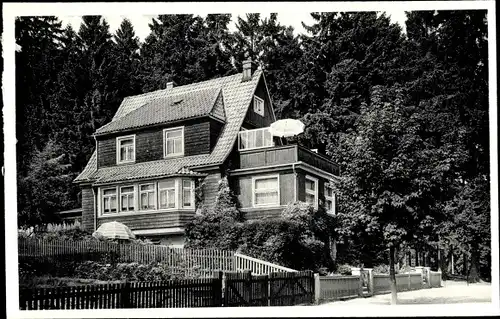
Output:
166 81 177 89
241 59 255 82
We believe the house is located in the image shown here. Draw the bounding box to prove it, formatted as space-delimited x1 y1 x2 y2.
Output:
55 208 83 224
74 60 339 246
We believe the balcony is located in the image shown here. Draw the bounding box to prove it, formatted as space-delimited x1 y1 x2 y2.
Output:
238 144 340 176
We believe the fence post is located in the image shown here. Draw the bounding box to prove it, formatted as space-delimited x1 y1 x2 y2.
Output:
244 270 252 305
358 273 364 297
214 271 223 307
367 269 374 296
314 273 321 304
425 267 431 288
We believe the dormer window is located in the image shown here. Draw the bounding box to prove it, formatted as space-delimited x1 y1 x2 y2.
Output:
116 135 135 164
164 127 184 158
254 95 264 116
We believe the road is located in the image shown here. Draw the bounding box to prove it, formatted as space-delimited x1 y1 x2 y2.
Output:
318 281 492 305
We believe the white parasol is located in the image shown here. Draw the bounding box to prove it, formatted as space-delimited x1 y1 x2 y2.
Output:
269 119 305 137
92 221 136 240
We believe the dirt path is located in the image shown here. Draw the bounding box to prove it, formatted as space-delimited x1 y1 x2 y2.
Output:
318 281 492 305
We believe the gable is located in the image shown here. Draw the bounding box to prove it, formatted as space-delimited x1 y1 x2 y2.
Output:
243 76 277 129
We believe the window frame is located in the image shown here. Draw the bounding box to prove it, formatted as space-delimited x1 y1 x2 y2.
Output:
158 179 178 210
324 184 336 215
253 95 264 116
305 175 318 209
252 174 280 208
139 183 156 211
116 135 136 164
163 126 185 158
181 179 195 208
101 187 118 215
119 185 136 212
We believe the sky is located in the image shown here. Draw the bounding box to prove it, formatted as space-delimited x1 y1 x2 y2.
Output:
59 10 408 42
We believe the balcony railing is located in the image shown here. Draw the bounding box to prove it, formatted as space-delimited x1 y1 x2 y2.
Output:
238 127 275 150
238 144 340 176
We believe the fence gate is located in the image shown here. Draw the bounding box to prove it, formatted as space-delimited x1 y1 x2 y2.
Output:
360 269 370 295
223 271 268 307
269 271 314 306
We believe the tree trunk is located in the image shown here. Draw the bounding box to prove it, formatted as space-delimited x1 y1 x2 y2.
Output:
415 248 419 265
463 252 468 277
468 245 480 283
389 246 398 305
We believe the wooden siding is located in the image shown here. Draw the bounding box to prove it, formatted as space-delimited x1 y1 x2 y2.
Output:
210 119 225 151
96 119 213 168
97 138 116 168
243 77 274 128
233 171 295 209
238 144 339 175
81 187 95 231
136 128 163 162
184 120 211 156
97 211 195 231
240 145 297 169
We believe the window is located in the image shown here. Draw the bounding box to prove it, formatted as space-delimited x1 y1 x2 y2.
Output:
238 127 274 150
164 127 184 157
99 178 196 215
158 180 176 209
139 184 156 210
117 135 135 164
182 180 194 208
325 184 336 215
119 186 135 212
254 95 264 116
305 175 318 209
253 175 279 207
102 188 117 214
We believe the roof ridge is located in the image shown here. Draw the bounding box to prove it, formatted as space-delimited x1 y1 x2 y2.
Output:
124 72 241 101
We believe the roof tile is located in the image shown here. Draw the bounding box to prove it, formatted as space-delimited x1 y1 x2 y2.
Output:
95 87 223 135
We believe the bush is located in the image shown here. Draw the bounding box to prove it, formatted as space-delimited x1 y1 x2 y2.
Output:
238 216 331 272
185 177 243 250
73 261 198 281
336 264 353 275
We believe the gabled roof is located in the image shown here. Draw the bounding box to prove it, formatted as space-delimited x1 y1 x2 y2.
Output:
94 87 224 136
74 70 264 184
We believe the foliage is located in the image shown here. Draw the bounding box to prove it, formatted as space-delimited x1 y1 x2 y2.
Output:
335 264 353 276
237 202 334 272
73 261 191 281
184 177 243 250
373 264 391 274
18 140 76 227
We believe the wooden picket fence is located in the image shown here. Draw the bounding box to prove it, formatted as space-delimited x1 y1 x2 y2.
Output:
318 275 362 301
19 277 223 310
18 238 235 277
233 253 297 274
19 271 314 310
18 238 299 278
